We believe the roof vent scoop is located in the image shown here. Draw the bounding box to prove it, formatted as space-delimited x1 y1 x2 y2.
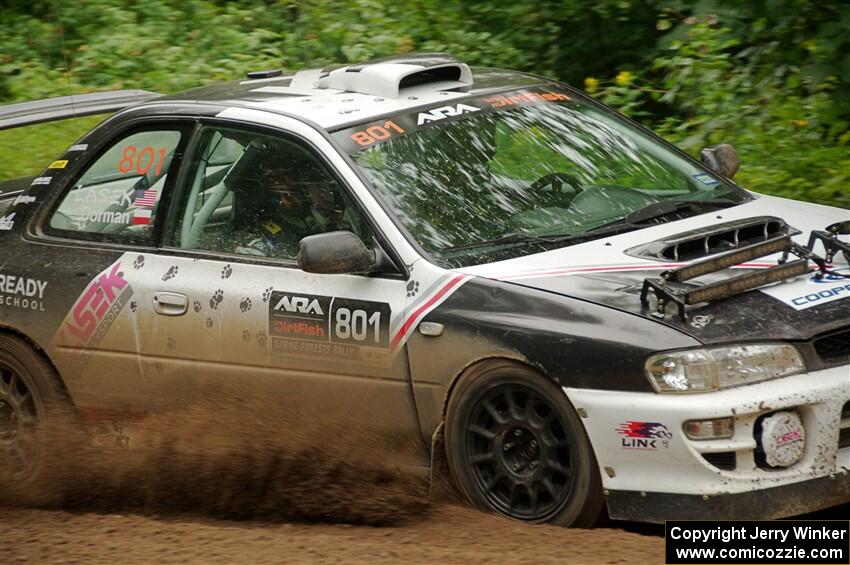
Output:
626 216 797 262
314 53 472 99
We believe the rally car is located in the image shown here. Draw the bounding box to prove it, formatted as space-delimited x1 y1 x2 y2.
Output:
1 54 848 525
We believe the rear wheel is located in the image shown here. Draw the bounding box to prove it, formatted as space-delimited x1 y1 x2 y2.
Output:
0 334 70 487
445 362 603 527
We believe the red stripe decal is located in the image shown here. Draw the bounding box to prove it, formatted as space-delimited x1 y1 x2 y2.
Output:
497 261 779 281
498 263 680 280
391 275 467 350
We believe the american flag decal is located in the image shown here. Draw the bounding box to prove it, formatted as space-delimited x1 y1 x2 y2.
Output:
134 189 159 208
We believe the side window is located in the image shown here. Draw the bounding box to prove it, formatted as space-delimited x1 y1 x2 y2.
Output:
172 126 371 261
48 129 182 240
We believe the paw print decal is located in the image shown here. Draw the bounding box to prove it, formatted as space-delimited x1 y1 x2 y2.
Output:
220 264 233 279
162 265 179 282
406 280 420 298
239 297 252 313
132 255 145 270
256 330 267 347
167 337 176 351
242 330 251 342
193 300 202 313
209 289 224 310
262 287 274 303
130 300 138 313
205 317 214 329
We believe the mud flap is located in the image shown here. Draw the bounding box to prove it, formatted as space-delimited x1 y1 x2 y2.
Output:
428 421 462 502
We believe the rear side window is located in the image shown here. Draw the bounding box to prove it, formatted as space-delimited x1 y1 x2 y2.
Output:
47 129 183 241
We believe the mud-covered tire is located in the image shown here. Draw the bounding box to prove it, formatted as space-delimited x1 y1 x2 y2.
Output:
0 334 71 488
444 361 604 527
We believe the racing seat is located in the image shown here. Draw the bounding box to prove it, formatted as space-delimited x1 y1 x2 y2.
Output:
225 144 317 256
181 143 264 250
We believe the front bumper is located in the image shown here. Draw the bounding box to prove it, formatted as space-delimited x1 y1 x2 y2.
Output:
607 469 850 522
564 363 850 522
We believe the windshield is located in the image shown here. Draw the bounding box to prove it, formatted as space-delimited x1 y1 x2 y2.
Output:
336 87 749 267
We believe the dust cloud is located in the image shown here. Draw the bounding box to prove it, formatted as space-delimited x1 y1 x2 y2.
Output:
0 390 430 527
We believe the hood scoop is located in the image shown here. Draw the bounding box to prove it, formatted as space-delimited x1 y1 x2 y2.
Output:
626 216 798 262
638 218 847 321
314 53 472 99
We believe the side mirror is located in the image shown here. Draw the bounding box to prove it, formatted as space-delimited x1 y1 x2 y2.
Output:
700 143 740 179
298 231 376 274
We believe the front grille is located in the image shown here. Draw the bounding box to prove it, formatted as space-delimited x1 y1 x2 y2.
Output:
702 452 736 471
813 327 850 363
840 402 850 450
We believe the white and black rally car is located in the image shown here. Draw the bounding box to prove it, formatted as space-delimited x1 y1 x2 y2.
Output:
1 54 848 525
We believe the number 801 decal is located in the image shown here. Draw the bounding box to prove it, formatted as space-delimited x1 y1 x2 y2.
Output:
334 308 381 342
330 298 390 347
118 145 169 175
349 120 405 147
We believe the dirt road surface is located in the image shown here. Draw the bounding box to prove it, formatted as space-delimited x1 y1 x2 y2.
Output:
1 392 845 564
0 394 667 564
0 504 664 565
4 500 848 564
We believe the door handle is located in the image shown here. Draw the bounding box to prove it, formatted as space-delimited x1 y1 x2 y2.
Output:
152 292 188 316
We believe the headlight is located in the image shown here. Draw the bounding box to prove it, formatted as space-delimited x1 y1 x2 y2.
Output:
646 344 805 393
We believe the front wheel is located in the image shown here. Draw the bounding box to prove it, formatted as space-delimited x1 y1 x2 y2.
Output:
444 362 603 526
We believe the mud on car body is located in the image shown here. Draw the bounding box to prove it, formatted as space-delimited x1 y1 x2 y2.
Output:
1 54 848 525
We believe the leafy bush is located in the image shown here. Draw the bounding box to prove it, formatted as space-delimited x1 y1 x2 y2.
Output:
592 20 848 208
0 1 846 207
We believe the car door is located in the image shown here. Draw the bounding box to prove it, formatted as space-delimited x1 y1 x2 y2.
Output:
40 122 192 413
130 122 427 466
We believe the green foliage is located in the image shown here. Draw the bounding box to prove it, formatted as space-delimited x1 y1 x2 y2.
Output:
593 19 849 208
0 0 847 208
0 115 104 181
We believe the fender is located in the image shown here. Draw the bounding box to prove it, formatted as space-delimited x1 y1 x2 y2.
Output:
0 324 74 401
405 276 700 442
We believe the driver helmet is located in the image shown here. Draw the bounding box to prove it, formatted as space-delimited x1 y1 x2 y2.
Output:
257 153 306 216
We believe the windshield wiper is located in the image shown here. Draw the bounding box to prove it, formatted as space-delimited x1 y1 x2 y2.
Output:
440 224 639 252
592 198 739 232
439 199 740 254
440 232 543 252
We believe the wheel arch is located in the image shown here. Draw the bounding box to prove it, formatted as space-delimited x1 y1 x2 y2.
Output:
434 354 606 525
0 324 73 402
439 355 549 423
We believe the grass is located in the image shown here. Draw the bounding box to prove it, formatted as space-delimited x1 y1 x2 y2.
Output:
0 115 106 181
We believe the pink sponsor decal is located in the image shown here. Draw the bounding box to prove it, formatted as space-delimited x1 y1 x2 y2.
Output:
62 261 131 347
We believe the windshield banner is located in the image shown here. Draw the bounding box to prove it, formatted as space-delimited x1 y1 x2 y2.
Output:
332 87 573 154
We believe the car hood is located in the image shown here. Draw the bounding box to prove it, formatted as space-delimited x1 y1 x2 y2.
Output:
460 193 850 344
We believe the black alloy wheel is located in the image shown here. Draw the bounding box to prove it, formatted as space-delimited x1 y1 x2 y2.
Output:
0 363 40 480
445 361 603 527
465 383 574 520
0 334 69 486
